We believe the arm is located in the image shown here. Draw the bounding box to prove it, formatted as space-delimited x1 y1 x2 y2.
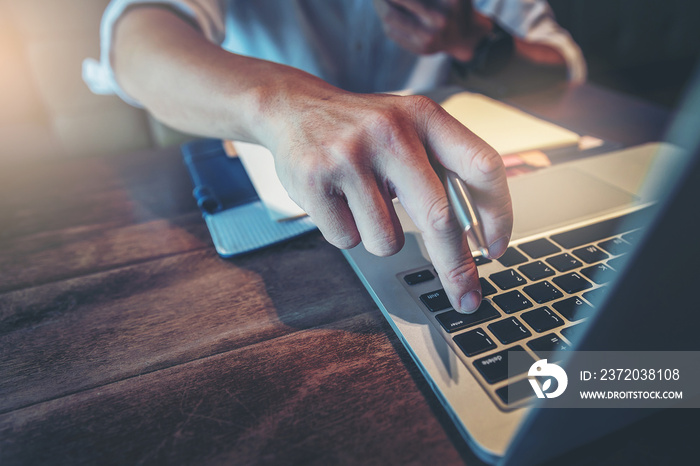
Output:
113 7 513 314
374 0 568 69
113 6 288 143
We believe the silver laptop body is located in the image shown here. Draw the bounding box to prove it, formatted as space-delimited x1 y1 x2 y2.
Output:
342 75 700 464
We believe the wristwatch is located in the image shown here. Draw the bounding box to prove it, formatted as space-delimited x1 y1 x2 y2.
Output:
455 22 515 77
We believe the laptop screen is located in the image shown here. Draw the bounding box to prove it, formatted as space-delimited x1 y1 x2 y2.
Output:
504 64 700 466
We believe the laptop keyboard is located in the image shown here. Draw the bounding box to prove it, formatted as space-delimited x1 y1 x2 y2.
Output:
399 209 649 410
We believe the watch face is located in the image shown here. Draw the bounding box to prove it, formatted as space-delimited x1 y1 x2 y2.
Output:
473 26 515 76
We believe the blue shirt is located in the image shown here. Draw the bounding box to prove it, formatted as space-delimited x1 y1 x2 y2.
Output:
83 0 586 106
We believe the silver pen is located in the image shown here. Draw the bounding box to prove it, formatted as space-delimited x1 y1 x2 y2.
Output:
443 169 489 258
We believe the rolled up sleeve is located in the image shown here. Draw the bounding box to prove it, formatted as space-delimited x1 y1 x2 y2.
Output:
82 0 226 107
475 0 587 83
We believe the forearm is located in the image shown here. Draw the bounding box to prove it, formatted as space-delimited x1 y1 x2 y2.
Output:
111 6 334 146
112 6 514 315
451 12 565 67
375 1 564 70
514 39 565 66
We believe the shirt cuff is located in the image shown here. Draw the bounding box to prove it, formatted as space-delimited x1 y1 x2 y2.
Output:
522 20 588 83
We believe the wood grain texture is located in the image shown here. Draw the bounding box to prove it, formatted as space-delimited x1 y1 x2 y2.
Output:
0 84 687 465
0 312 467 466
0 212 211 293
0 147 197 240
0 233 380 414
0 147 210 293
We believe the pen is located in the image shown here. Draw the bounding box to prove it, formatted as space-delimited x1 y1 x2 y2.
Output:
443 169 490 258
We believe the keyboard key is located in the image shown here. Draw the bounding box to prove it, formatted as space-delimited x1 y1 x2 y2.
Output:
480 277 498 297
497 247 528 267
523 281 564 304
453 328 496 357
496 378 534 405
473 346 533 384
572 245 609 264
493 290 533 314
490 269 527 290
607 256 627 271
518 238 561 259
420 289 451 312
521 306 565 332
435 301 500 333
546 253 582 272
552 272 592 294
598 237 632 255
527 333 570 358
583 287 608 306
518 261 555 281
488 317 532 344
473 255 492 266
622 229 644 244
403 269 435 285
550 208 650 249
581 263 616 284
561 324 585 342
553 296 593 321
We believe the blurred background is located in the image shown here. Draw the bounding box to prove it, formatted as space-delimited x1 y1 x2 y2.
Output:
1 0 699 162
0 0 191 163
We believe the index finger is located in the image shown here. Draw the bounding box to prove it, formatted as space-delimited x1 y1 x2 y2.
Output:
384 132 483 314
417 97 514 260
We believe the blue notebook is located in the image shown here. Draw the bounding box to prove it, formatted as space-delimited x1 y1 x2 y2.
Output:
181 139 317 257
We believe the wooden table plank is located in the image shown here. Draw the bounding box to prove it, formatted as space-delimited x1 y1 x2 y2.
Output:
0 146 215 293
0 147 197 241
0 312 469 466
0 84 686 465
0 212 211 293
0 234 377 414
3 308 696 466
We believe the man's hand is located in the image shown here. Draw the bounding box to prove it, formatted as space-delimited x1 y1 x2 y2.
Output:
113 7 513 314
374 0 568 68
373 0 492 62
261 82 513 313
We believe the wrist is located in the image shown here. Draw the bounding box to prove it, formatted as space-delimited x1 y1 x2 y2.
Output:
228 62 316 147
454 20 515 78
245 65 345 152
447 11 493 62
514 40 567 67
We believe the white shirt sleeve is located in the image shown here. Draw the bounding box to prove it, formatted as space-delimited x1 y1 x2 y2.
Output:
475 0 587 83
82 0 226 107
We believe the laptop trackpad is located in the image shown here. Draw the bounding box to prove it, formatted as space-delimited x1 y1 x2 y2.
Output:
510 167 638 239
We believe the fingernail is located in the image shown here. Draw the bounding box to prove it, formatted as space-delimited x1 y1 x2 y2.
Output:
459 290 482 314
488 236 510 259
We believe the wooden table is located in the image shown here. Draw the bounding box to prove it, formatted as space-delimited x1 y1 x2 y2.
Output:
1 84 695 465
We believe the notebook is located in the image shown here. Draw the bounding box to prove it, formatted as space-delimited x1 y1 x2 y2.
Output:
439 92 580 155
181 139 316 257
342 72 700 465
234 91 582 222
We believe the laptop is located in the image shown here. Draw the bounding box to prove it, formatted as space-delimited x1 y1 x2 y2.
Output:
341 71 700 464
